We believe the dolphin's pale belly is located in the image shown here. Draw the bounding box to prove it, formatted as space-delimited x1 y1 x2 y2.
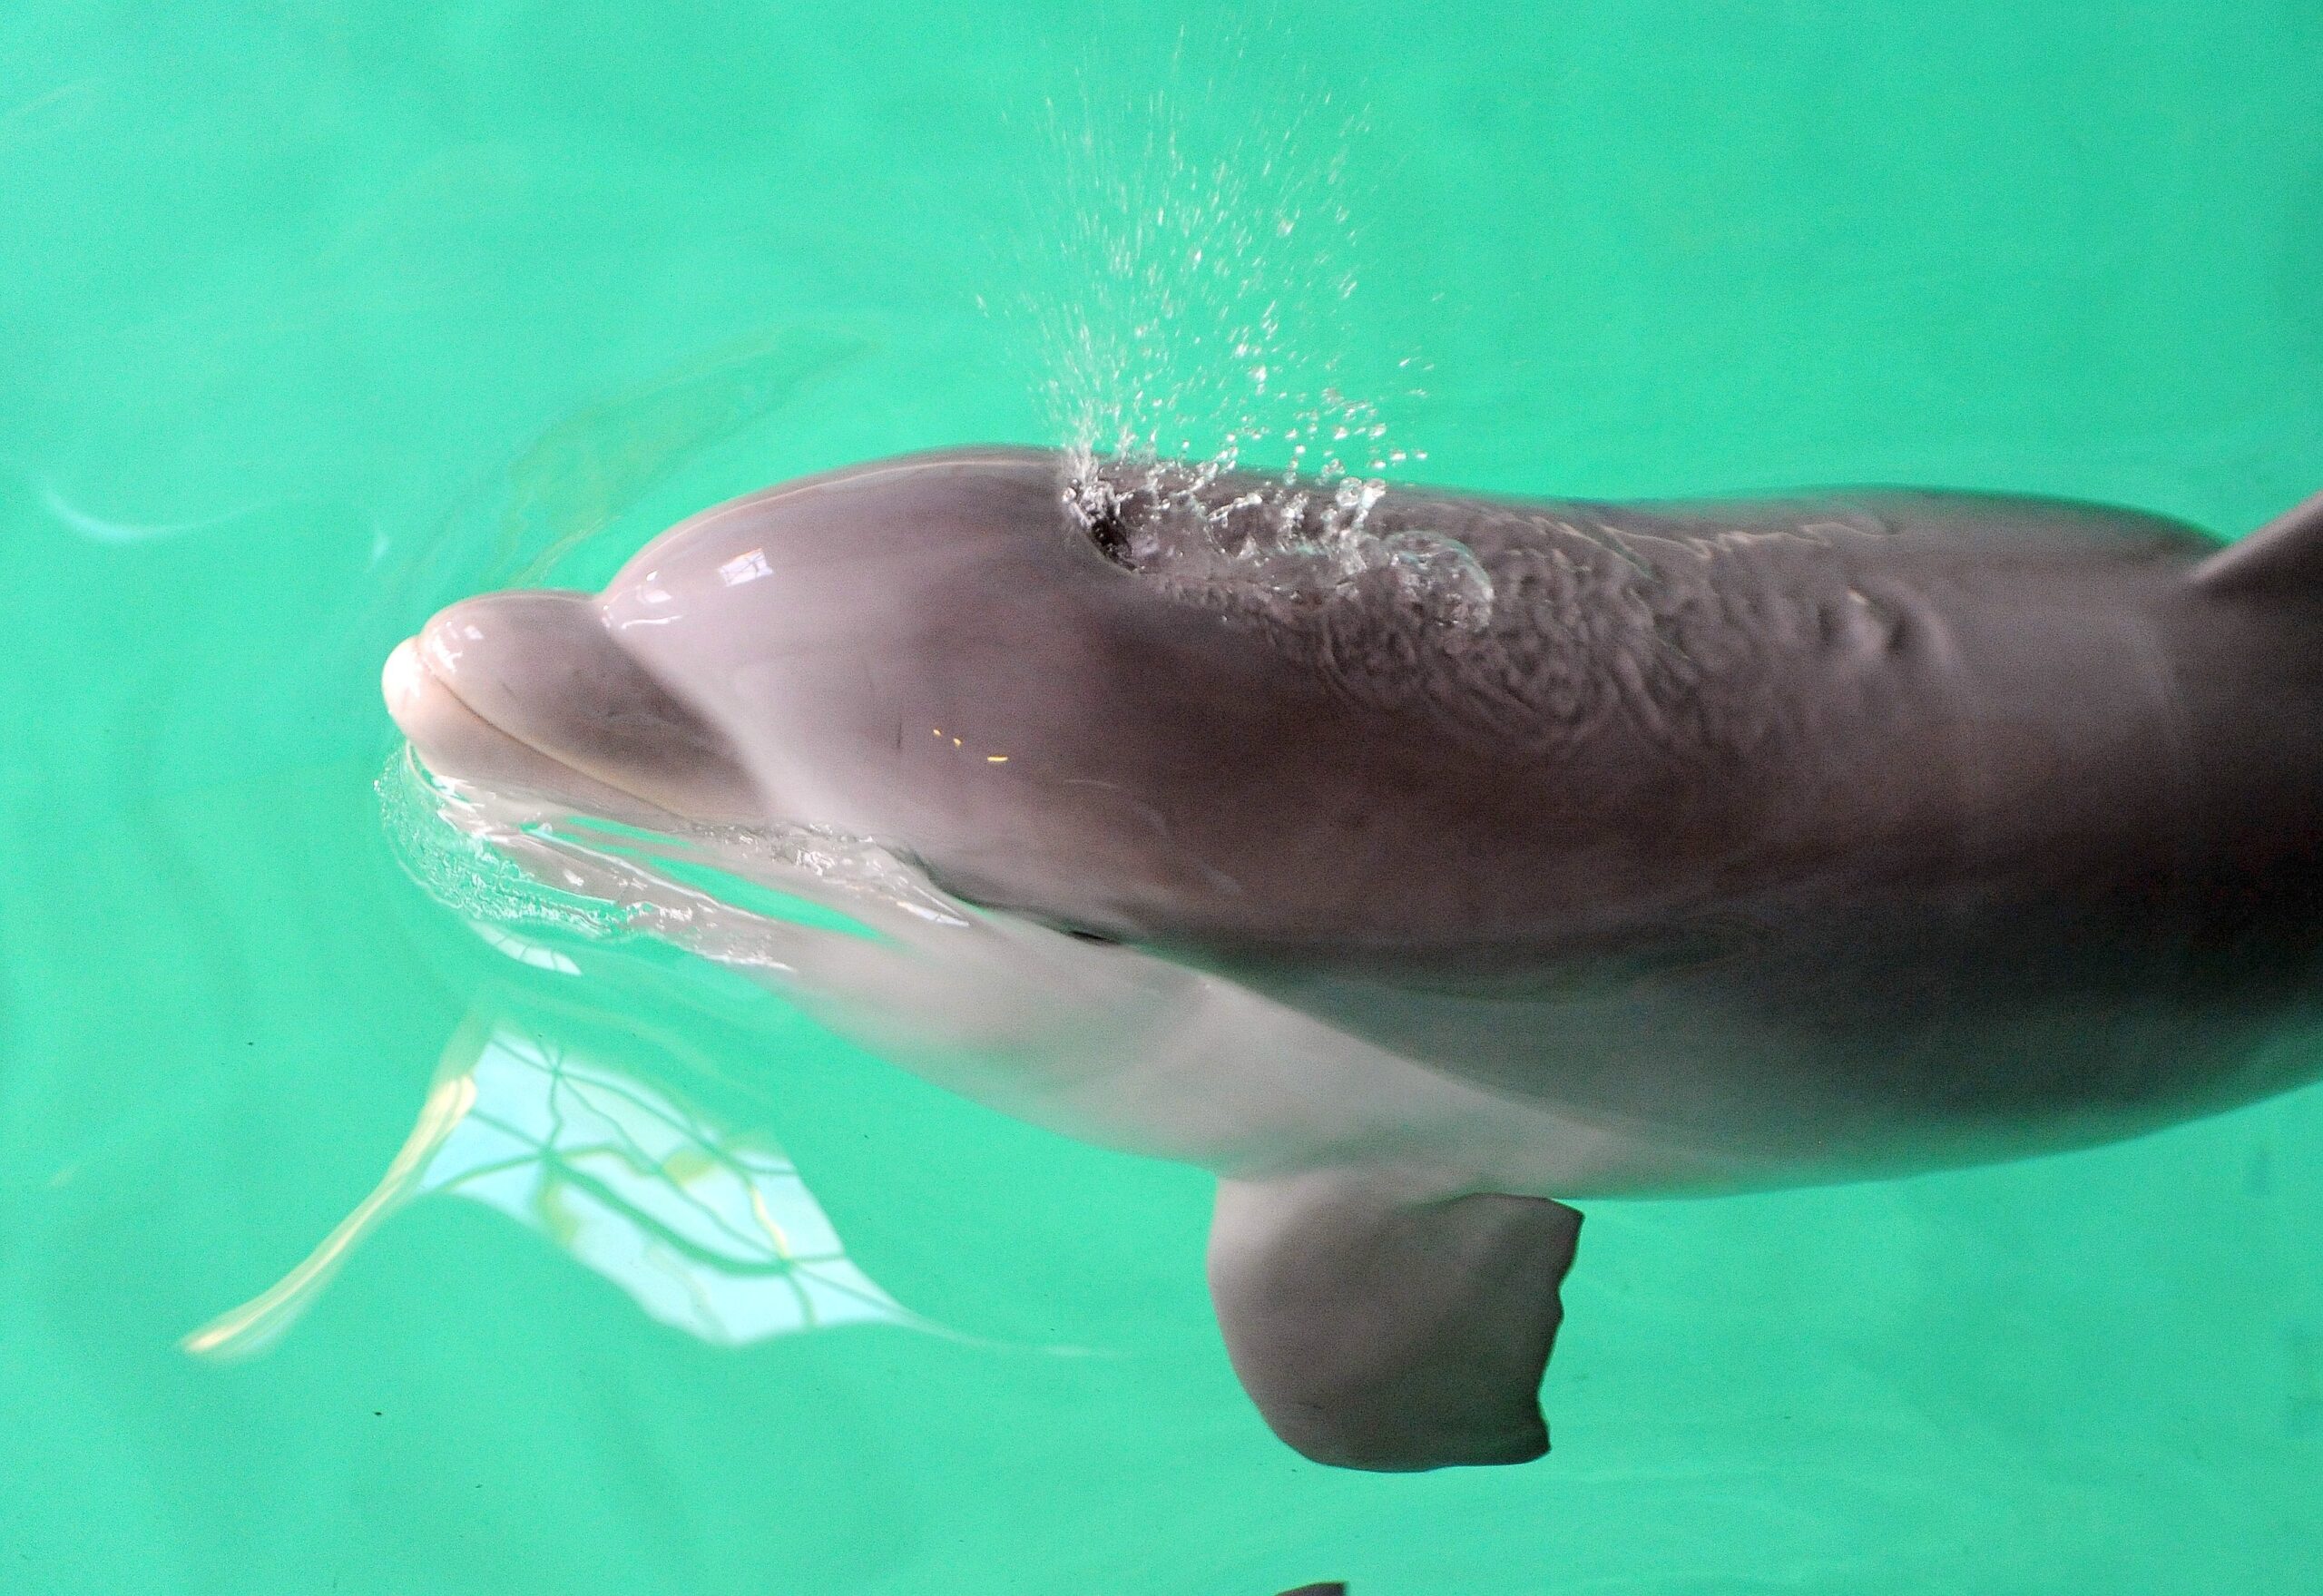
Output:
856 939 1754 1198
727 872 2298 1202
1194 901 2323 1195
934 934 2312 1200
1225 978 2293 1196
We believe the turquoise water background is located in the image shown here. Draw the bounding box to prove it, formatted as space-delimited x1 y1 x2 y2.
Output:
5 3 2323 1591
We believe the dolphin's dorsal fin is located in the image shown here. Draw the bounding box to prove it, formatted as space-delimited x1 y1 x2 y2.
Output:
2191 487 2323 596
1207 1172 1582 1471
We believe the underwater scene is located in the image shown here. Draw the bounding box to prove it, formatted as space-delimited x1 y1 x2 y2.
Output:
4 2 2322 1591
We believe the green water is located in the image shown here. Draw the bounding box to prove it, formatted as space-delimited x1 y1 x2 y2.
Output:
5 3 2322 1591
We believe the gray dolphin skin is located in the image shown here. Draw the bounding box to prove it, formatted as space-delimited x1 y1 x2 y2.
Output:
384 446 2323 1471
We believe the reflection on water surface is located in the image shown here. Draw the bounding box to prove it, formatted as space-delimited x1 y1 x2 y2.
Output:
187 978 925 1358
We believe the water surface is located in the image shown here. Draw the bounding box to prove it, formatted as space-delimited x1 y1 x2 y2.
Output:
4 3 2321 1591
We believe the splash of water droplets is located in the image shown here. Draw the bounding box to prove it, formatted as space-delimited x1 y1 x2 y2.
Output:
1033 90 1427 459
1007 70 1484 617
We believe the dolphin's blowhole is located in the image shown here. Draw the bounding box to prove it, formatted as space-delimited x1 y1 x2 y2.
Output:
1079 495 1138 570
1063 455 1493 631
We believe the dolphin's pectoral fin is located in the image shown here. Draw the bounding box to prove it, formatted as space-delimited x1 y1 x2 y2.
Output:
1207 1173 1582 1472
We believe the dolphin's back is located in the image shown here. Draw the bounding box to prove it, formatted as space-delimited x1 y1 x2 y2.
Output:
1152 475 2323 1183
1138 478 2217 776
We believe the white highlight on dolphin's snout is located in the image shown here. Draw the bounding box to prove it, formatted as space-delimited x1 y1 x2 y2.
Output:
381 636 431 728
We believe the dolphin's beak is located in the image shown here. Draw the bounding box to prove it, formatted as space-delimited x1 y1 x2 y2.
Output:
382 629 534 778
383 592 761 827
382 622 658 822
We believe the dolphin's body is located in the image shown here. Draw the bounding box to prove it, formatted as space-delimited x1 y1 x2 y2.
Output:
384 446 2323 1470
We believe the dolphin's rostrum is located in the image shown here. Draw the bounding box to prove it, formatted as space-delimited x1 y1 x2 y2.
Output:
383 447 2323 1471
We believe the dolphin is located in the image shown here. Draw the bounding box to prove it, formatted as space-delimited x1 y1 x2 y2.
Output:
381 446 2323 1471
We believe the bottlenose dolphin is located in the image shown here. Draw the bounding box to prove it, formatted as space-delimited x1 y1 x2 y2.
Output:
382 446 2323 1471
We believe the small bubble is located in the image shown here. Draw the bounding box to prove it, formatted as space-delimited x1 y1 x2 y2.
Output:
1381 530 1494 626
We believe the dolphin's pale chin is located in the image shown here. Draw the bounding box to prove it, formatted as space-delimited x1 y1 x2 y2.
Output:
383 591 761 829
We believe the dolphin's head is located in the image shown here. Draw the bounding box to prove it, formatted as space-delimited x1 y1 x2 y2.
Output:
386 446 1563 946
